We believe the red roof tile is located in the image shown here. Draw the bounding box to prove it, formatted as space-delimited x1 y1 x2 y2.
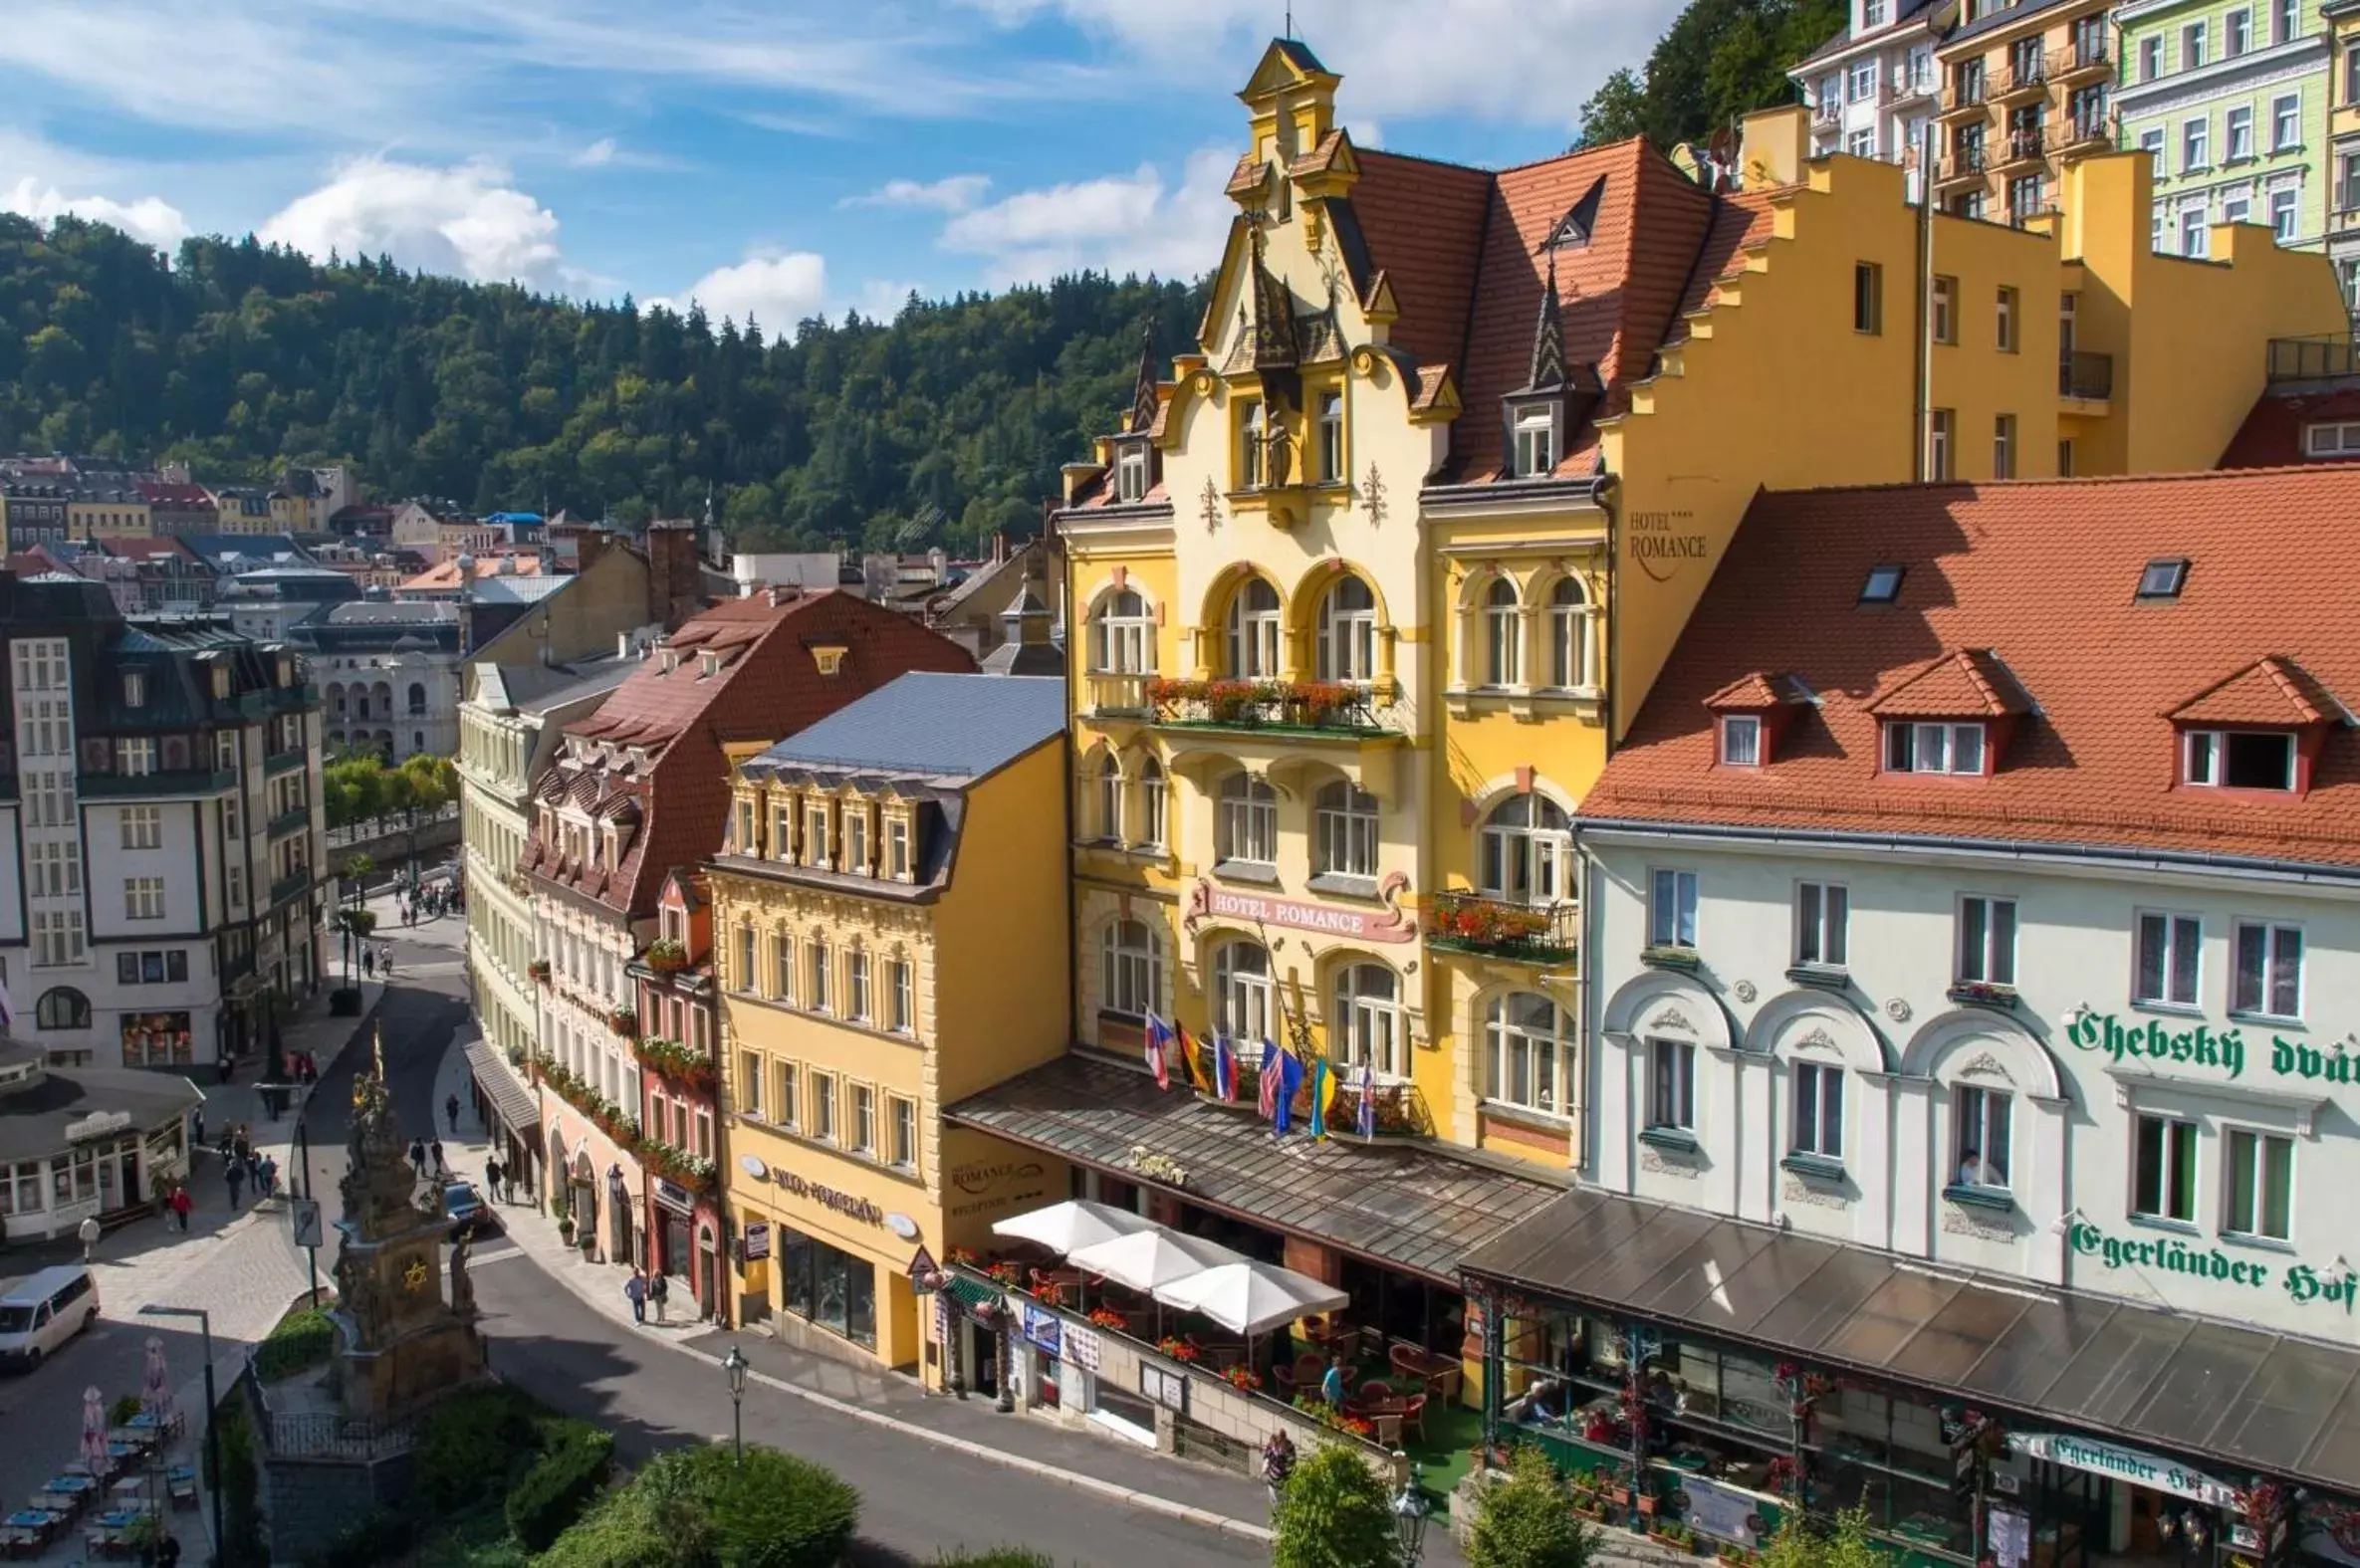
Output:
1867 649 2031 718
531 589 974 918
1344 148 1494 374
1581 468 2360 872
1704 672 1807 711
2168 656 2341 727
2219 386 2360 469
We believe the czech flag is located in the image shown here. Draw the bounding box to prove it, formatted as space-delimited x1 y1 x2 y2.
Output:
1212 1036 1238 1102
1307 1056 1332 1140
1355 1060 1378 1139
1144 1011 1173 1091
1258 1039 1282 1119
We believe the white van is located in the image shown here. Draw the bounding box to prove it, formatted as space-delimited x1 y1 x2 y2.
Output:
0 1265 102 1371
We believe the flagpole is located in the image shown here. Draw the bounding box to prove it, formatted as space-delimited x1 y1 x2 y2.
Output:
1254 919 1324 1136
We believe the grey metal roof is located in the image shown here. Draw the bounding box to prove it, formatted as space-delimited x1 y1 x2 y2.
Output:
467 574 569 605
944 1052 1564 1283
747 672 1064 782
1462 1188 2360 1497
461 1039 541 1135
0 1055 201 1165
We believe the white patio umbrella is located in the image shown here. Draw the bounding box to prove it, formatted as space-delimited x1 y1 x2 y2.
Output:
1067 1229 1246 1340
1152 1259 1349 1337
139 1337 174 1432
991 1200 1157 1256
79 1385 110 1474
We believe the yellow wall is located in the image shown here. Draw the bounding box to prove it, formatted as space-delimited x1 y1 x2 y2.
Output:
713 734 1071 1369
73 501 153 539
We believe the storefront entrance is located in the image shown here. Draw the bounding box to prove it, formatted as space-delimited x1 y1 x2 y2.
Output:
660 1211 691 1286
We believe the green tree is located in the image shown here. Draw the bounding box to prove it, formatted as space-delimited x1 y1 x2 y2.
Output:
342 852 374 905
1575 68 1650 147
1574 0 1846 151
1272 1446 1404 1568
1469 1449 1596 1568
1761 1507 1885 1568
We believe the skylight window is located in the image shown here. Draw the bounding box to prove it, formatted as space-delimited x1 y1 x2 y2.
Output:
2137 558 2190 600
1859 564 1905 604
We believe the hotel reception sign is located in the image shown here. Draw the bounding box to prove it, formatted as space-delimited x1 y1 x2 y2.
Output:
2006 1433 2239 1509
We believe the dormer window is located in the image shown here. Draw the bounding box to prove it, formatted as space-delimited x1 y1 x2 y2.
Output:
2304 421 2360 458
1886 721 1987 776
699 651 721 679
122 672 145 708
2185 729 2296 790
1513 402 1558 478
1719 715 1763 767
1115 442 1149 504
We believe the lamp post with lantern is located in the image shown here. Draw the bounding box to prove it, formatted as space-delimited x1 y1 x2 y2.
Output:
722 1344 749 1465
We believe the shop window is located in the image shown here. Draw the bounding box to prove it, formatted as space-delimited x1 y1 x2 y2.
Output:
2225 1128 2292 1239
1485 992 1563 1115
1950 1084 2012 1192
775 1227 877 1349
2132 1112 2199 1224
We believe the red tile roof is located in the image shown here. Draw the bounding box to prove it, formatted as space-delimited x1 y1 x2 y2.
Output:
1581 468 2360 873
1345 149 1495 376
1704 672 1807 711
2168 656 2340 727
2219 386 2360 469
101 536 198 563
528 588 975 919
1867 649 2031 718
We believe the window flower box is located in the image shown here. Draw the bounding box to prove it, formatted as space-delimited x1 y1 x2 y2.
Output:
1224 1365 1264 1393
634 1036 716 1091
1158 1336 1201 1364
1647 1520 1694 1551
1947 979 2018 1009
1145 676 1386 734
645 939 690 975
1424 890 1577 964
528 959 552 985
608 1007 640 1038
1641 944 1701 972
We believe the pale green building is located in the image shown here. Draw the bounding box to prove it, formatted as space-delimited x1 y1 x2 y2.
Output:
2115 0 2332 255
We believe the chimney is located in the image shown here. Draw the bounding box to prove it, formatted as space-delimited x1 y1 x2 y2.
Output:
993 532 1009 565
646 523 702 630
578 531 608 575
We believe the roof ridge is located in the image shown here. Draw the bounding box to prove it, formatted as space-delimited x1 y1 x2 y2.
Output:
1762 463 2360 502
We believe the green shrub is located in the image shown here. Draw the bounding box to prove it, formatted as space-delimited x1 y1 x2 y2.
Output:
504 1425 614 1551
698 1444 860 1568
214 1399 268 1568
1469 1448 1595 1568
109 1394 144 1428
933 1552 1057 1566
254 1308 337 1382
1272 1446 1403 1568
414 1385 539 1511
534 1448 710 1568
305 1511 417 1568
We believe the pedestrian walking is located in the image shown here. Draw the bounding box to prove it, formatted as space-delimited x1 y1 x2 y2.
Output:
648 1271 669 1324
624 1267 647 1325
445 1093 461 1133
408 1139 426 1177
429 1139 445 1177
1260 1430 1298 1511
191 1107 205 1148
156 1531 182 1568
363 949 375 978
226 1164 244 1209
484 1157 504 1203
169 1185 193 1232
78 1214 101 1262
260 1154 279 1199
232 1128 251 1165
381 946 395 978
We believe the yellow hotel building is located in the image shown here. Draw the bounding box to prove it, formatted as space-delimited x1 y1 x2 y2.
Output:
939 37 2349 1371
712 672 1071 1371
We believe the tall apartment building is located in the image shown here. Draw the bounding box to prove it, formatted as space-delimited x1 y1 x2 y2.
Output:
1793 0 1957 197
0 573 325 1074
1935 0 2117 223
2116 0 2331 257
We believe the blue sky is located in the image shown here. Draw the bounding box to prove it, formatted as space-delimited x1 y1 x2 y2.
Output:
0 0 1681 332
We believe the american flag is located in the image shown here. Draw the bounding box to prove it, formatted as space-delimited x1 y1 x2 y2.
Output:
1258 1040 1281 1118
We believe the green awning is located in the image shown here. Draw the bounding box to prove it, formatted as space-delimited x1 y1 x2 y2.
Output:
944 1276 1003 1311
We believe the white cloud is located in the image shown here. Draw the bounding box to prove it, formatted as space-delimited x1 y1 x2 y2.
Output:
958 0 1679 130
3 176 190 251
573 137 618 168
840 174 992 213
259 158 567 286
654 251 829 332
939 147 1230 286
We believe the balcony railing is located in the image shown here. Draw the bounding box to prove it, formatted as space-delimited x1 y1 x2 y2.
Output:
269 868 315 907
2050 41 2110 78
2267 335 2360 380
1937 145 1989 183
1148 678 1394 737
2000 57 2047 95
1086 671 1152 718
1996 128 2048 168
1814 101 1842 126
2059 350 2115 400
1941 78 1988 113
1423 890 1579 966
267 804 312 839
264 748 307 777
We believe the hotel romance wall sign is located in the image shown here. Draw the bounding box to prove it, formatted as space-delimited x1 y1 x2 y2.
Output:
2005 1433 2240 1510
2068 1008 2358 1090
2066 1220 2357 1311
1184 875 1416 944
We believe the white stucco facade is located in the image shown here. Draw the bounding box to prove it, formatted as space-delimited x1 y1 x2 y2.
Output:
1582 826 2360 1347
1793 0 1945 197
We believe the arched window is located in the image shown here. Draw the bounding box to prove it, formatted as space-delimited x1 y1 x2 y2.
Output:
1213 940 1272 1040
1094 754 1124 844
1330 964 1402 1076
1227 579 1283 678
1089 589 1154 675
407 682 426 715
1101 919 1163 1018
1216 773 1278 867
1486 992 1563 1113
1315 575 1378 683
1547 577 1596 691
1484 577 1522 688
1138 757 1168 849
35 987 90 1029
1478 794 1570 905
1313 782 1379 879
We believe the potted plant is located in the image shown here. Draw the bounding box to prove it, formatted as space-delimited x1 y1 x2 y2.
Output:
645 938 690 974
608 1007 639 1038
1157 1336 1201 1364
1648 1518 1695 1552
528 958 552 985
1086 1306 1127 1330
1224 1365 1264 1393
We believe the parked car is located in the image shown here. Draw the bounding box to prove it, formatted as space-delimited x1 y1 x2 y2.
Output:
0 1265 103 1372
443 1182 499 1241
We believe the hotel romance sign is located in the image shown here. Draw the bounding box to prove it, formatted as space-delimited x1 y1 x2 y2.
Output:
2068 1008 2357 1090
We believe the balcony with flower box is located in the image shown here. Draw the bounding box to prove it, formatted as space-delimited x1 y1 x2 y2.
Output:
1149 677 1397 738
634 1035 716 1093
1085 672 1154 723
1423 890 1578 969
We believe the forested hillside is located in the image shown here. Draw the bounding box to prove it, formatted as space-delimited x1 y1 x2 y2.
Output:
0 214 1203 553
1576 0 1846 151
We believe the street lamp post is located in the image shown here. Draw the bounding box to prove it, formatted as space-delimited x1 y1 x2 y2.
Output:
1391 1456 1431 1568
722 1344 749 1465
141 1303 223 1568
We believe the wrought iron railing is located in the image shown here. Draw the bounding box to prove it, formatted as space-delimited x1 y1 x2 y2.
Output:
2059 350 2115 399
1147 678 1394 736
1423 890 1579 965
